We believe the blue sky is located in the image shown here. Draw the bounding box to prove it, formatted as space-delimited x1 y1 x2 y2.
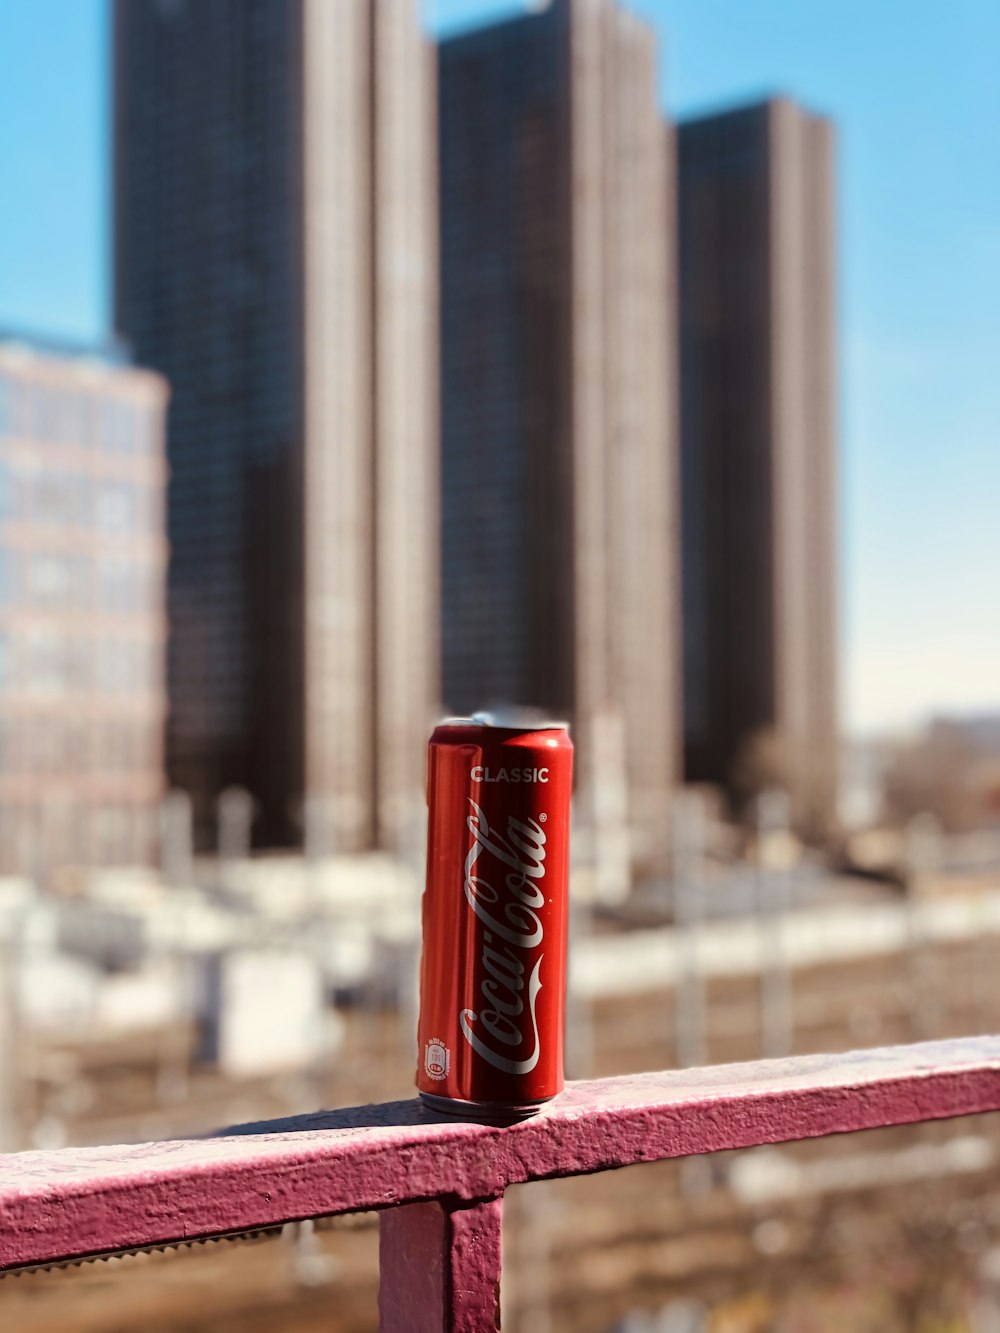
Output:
1 0 998 735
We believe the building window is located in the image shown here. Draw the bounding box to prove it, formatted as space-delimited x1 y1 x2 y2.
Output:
0 462 19 520
100 401 136 454
71 638 93 691
100 719 136 774
69 721 92 773
0 725 12 777
27 717 68 774
98 482 135 534
66 391 93 448
53 391 74 445
29 554 87 609
0 550 17 607
26 629 72 696
30 555 63 606
33 473 77 527
98 639 136 693
74 474 93 528
95 806 131 863
136 405 158 456
31 385 58 443
99 555 134 613
99 401 117 452
0 633 14 689
8 382 28 438
120 403 136 454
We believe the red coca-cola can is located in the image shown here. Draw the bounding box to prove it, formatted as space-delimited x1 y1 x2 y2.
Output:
416 714 573 1120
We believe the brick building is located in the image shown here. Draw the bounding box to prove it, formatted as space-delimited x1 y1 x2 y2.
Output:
0 337 168 876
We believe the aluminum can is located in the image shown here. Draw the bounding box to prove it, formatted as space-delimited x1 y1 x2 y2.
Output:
416 714 573 1119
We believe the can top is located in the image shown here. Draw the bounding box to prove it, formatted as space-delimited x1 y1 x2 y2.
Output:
437 709 569 733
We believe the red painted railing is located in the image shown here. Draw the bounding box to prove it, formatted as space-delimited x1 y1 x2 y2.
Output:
2 1037 1000 1330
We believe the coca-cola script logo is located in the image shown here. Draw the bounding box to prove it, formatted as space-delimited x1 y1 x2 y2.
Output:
460 798 547 1075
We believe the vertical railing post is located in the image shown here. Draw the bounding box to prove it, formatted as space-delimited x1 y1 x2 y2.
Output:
905 812 942 1039
672 789 707 1071
756 788 793 1059
379 1194 503 1333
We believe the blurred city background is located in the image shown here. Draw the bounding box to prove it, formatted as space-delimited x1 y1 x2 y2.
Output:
0 0 998 1329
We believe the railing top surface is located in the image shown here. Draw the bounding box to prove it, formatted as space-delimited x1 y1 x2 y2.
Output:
2 1036 1000 1273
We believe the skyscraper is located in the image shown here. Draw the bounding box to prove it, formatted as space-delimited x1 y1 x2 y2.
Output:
0 337 168 877
678 98 838 830
439 0 680 874
114 0 438 851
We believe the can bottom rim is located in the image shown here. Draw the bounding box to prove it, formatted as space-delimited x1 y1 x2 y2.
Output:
418 1090 554 1124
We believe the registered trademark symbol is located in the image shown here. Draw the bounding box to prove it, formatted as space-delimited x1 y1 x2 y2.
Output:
539 813 547 822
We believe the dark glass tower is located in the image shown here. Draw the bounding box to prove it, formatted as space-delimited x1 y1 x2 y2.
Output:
439 0 680 873
678 99 839 829
114 0 439 850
